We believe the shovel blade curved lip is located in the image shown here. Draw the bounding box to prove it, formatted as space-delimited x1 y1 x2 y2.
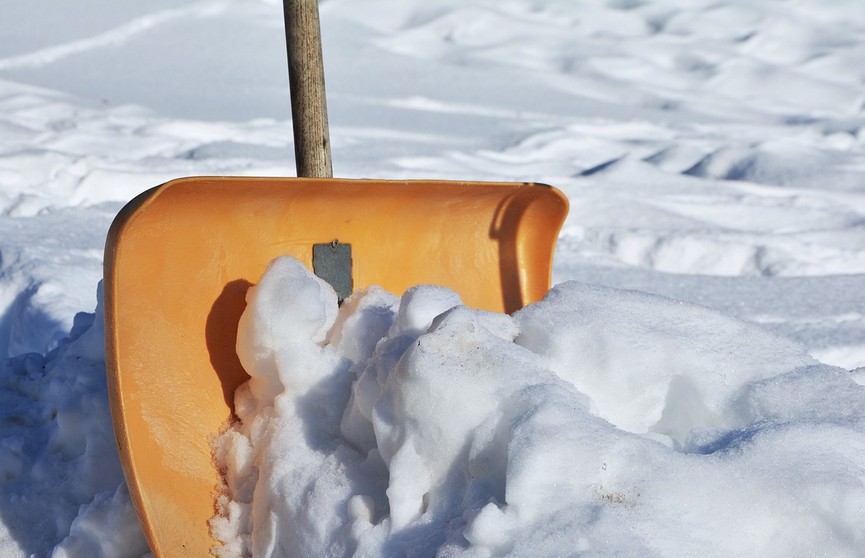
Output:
104 176 568 556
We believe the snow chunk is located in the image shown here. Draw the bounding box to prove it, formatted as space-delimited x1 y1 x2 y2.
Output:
515 281 815 445
213 259 865 557
235 255 339 402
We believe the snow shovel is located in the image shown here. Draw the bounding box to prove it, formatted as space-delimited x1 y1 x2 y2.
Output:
103 0 568 556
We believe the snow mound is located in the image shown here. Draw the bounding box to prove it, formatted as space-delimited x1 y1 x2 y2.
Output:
212 257 865 557
0 284 149 558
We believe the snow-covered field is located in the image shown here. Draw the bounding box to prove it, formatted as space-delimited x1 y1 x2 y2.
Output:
1 0 864 556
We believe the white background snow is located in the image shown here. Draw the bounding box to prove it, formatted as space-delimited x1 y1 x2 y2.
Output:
1 0 864 556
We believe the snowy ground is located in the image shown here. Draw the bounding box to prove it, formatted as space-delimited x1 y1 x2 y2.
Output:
0 0 864 556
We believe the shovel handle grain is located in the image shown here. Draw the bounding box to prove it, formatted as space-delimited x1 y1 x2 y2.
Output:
285 0 333 178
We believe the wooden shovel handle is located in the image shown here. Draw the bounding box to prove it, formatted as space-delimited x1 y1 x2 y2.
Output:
284 0 333 178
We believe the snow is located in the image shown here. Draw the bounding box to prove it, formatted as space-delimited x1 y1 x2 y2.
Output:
0 0 864 556
213 258 865 556
0 286 149 557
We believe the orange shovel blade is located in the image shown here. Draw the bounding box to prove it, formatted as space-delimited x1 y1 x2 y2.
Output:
103 177 568 556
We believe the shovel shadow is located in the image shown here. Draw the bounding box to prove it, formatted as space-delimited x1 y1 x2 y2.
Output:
205 279 253 413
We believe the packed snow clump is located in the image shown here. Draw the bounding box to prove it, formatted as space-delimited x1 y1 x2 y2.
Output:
212 256 865 557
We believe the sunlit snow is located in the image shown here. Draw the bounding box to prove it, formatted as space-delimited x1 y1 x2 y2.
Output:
1 0 864 556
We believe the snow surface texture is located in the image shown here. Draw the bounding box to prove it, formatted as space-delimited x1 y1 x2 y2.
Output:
212 257 865 557
0 286 149 557
0 0 864 555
